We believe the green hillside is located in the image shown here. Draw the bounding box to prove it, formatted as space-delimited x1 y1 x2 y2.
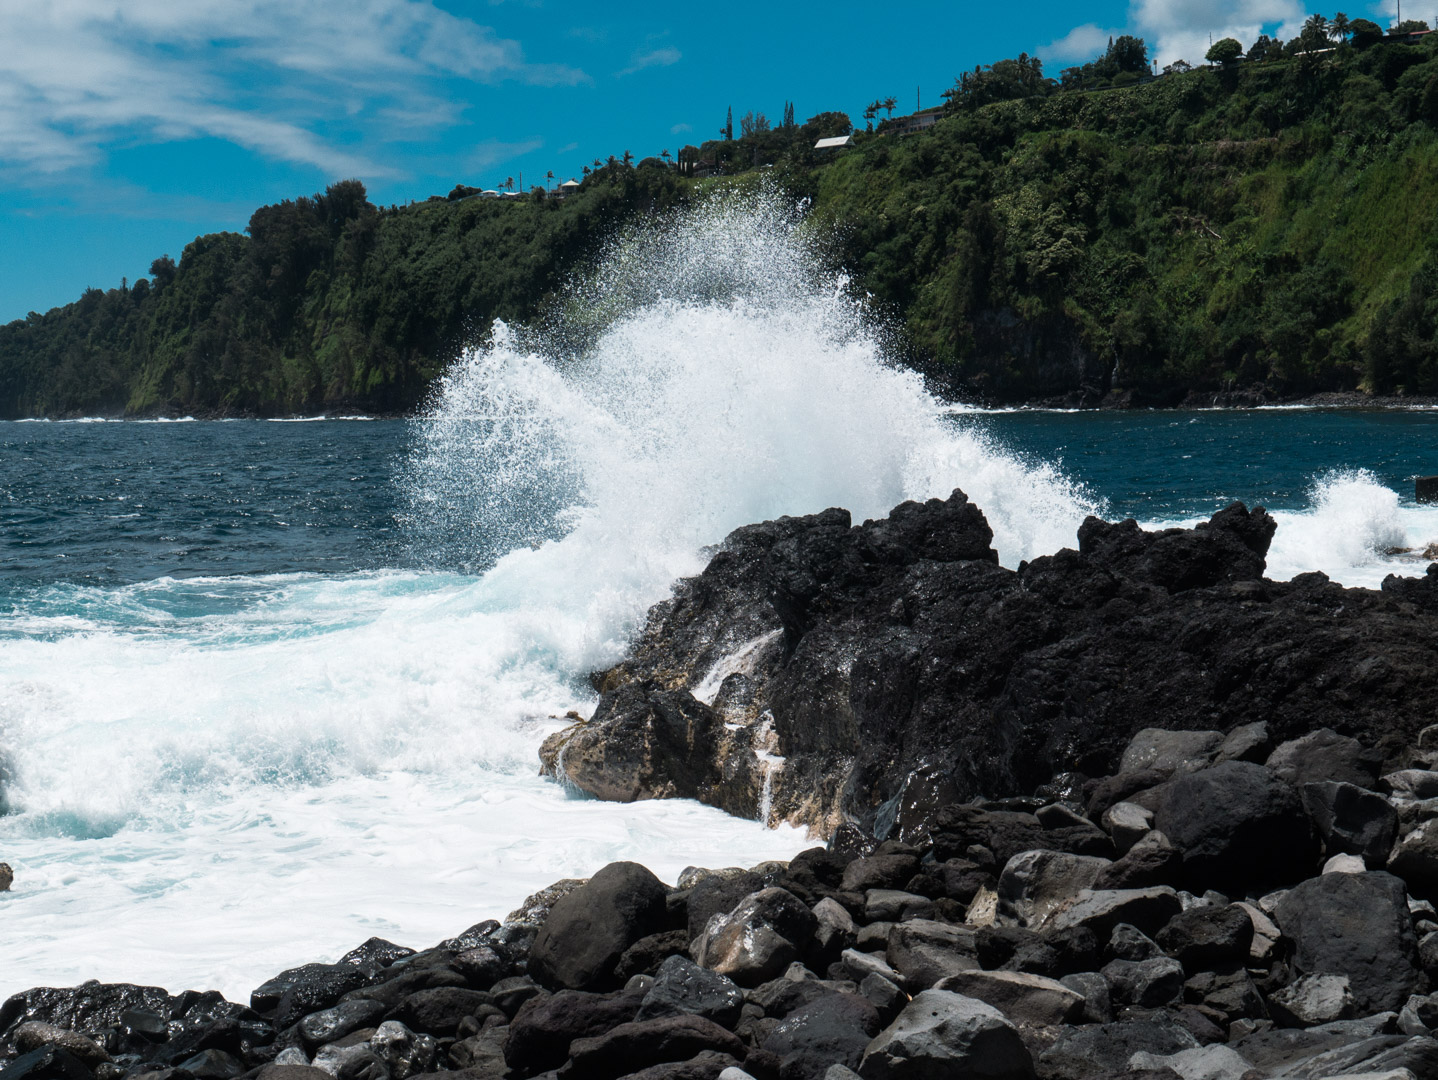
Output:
7 27 1438 416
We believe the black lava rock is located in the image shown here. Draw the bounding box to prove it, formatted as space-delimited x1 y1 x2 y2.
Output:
528 861 669 991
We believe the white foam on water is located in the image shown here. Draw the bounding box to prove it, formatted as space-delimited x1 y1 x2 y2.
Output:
0 189 1103 1001
1141 469 1438 589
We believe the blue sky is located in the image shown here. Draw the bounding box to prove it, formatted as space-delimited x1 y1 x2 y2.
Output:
0 0 1410 323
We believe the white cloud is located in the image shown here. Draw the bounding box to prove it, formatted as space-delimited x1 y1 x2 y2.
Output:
617 47 682 77
0 1 587 176
1045 0 1310 69
670 122 692 134
1039 24 1124 63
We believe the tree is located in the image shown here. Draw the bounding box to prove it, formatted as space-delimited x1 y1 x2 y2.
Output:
504 176 514 191
782 101 795 129
545 170 554 191
1331 12 1351 41
721 106 733 140
1249 34 1283 61
799 111 852 140
862 101 878 131
882 95 897 118
660 148 672 167
1206 37 1243 64
1107 35 1149 75
622 149 634 167
581 165 591 177
1164 59 1193 74
947 53 1052 108
1395 19 1431 33
149 255 177 288
1349 18 1384 46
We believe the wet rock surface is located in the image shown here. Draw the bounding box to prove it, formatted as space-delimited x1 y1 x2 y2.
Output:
541 491 1438 839
12 494 1438 1080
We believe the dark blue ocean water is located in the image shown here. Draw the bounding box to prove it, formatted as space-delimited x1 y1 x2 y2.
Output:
2 411 1435 589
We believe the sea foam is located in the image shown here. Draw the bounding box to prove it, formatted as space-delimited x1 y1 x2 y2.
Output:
0 191 1096 1000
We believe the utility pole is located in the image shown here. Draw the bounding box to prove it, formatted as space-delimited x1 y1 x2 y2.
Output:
916 85 920 111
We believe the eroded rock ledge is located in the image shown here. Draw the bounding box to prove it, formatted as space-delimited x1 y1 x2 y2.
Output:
541 489 1438 836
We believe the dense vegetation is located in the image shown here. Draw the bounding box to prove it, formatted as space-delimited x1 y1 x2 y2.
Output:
7 22 1438 415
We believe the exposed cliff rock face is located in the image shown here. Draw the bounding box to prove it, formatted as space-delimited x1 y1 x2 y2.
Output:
541 489 1438 836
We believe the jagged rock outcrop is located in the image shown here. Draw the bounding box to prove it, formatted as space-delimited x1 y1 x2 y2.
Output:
541 489 1438 835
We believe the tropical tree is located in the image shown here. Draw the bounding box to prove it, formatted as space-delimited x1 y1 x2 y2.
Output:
1206 37 1243 64
862 101 878 131
660 148 672 167
504 176 513 191
622 149 634 167
545 170 554 190
721 106 733 140
882 95 897 118
1349 17 1383 46
1331 12 1351 41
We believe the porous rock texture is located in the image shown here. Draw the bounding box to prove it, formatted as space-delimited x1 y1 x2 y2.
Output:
540 489 1438 836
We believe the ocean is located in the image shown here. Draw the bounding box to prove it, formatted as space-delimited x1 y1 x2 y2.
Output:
2 195 1436 1003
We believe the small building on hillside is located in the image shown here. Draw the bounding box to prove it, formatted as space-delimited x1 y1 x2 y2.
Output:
691 159 718 177
553 179 581 198
891 108 944 135
814 135 853 151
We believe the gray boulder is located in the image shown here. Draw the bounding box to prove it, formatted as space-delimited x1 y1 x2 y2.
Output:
1037 1016 1200 1080
997 850 1111 927
1385 770 1438 800
1266 728 1381 789
1301 781 1398 868
762 992 880 1080
691 887 818 987
1120 728 1223 775
638 956 744 1029
1273 871 1420 1014
932 970 1084 1026
1129 1044 1255 1080
1101 957 1185 1008
1155 904 1254 971
1267 974 1358 1027
1046 887 1183 942
1153 760 1318 893
858 990 1035 1080
1388 819 1438 897
528 861 669 990
884 920 979 992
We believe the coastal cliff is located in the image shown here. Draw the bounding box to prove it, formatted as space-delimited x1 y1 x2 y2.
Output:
542 490 1438 836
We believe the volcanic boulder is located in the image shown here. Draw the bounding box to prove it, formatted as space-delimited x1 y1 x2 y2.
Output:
528 861 669 990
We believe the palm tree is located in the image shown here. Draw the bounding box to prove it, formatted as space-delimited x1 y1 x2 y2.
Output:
1331 11 1351 41
504 176 514 191
606 155 618 170
863 102 878 131
660 148 672 167
581 165 591 177
545 170 554 191
622 149 634 167
882 96 897 119
593 158 602 170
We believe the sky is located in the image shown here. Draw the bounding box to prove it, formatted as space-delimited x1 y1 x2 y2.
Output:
0 0 1419 323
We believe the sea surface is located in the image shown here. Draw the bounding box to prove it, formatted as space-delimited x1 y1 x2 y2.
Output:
3 195 1437 1003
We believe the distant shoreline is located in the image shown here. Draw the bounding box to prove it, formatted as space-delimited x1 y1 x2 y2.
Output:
8 391 1438 423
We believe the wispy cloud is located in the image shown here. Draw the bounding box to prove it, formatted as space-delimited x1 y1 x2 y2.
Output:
0 1 587 177
617 47 682 77
469 137 544 171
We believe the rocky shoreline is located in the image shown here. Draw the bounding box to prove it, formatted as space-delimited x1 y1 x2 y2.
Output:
542 491 1438 838
8 496 1438 1080
7 719 1438 1080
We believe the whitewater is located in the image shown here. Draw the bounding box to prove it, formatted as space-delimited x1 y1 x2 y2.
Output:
3 194 1437 1002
